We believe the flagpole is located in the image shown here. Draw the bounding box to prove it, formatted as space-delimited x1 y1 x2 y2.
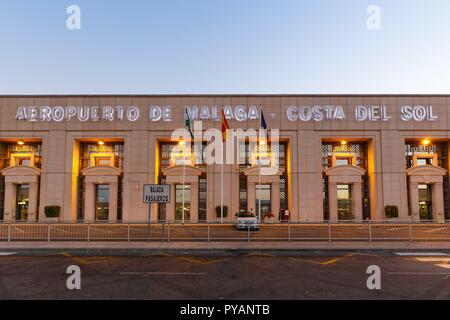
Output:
258 105 262 223
221 160 224 224
182 155 186 224
221 108 224 224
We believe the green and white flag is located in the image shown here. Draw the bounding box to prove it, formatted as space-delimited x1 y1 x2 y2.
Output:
185 109 195 140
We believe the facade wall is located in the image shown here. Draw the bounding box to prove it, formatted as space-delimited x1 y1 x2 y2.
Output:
1 95 450 222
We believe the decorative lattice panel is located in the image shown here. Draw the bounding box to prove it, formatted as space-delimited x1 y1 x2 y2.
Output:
158 142 207 221
238 141 288 213
77 142 125 221
0 142 42 221
405 141 450 219
322 142 370 220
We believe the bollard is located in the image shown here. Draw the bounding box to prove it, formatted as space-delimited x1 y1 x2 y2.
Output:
167 221 171 242
328 224 332 243
409 223 413 242
288 222 291 242
7 224 11 242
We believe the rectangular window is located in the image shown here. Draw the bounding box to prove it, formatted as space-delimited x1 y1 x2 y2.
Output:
417 158 433 166
95 184 110 221
335 157 351 166
95 157 112 166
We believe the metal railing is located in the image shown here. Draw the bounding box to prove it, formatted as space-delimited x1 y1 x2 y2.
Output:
1 220 450 242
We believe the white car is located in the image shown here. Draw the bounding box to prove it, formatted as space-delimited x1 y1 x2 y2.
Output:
234 213 260 230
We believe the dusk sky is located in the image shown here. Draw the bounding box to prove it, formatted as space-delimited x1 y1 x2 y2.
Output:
1 0 449 94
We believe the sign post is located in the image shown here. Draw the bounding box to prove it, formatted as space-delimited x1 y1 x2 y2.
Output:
143 184 171 241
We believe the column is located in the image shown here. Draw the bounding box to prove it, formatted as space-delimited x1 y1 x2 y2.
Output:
3 182 14 222
328 181 338 222
165 183 176 222
271 182 280 221
432 182 445 223
84 182 95 222
191 182 199 222
28 182 38 222
247 182 256 214
109 181 118 223
352 182 363 221
409 182 419 221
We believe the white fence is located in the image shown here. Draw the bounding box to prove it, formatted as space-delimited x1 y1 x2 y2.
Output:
1 221 450 242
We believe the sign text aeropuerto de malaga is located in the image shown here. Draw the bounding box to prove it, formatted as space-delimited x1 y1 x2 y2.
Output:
15 105 438 122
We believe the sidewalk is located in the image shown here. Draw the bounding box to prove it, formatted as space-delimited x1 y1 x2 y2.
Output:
1 241 450 252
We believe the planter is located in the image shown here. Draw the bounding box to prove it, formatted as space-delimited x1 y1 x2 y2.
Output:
46 217 59 223
44 206 61 223
264 216 275 224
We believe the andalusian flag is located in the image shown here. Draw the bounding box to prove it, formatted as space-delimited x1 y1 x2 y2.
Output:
185 109 195 140
221 109 230 142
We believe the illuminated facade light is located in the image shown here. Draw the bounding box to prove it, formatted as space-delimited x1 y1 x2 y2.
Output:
98 140 105 146
17 140 25 145
341 140 348 146
422 139 431 146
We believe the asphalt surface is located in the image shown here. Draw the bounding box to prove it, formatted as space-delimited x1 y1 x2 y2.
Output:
0 250 450 300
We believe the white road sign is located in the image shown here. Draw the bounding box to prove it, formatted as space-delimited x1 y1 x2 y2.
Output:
143 184 171 203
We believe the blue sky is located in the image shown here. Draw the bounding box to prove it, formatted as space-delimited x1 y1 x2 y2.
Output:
0 0 449 94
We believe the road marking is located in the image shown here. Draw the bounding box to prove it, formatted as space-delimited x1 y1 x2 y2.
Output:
62 252 124 265
415 257 450 262
290 253 379 266
244 253 275 257
142 252 230 265
395 252 448 256
120 272 207 276
388 272 450 276
0 252 15 256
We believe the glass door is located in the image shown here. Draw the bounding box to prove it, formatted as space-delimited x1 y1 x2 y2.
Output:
418 184 433 221
337 184 352 221
175 184 191 222
95 184 110 221
15 184 30 221
256 184 271 220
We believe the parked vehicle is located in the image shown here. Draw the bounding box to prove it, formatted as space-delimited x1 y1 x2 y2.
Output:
234 210 260 231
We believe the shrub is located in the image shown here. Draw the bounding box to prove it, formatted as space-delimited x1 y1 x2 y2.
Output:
215 206 228 218
385 206 399 218
45 206 61 218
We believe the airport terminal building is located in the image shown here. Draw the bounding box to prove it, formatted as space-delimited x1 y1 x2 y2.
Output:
0 95 450 223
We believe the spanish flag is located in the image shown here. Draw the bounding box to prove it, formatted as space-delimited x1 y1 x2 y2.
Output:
221 109 230 142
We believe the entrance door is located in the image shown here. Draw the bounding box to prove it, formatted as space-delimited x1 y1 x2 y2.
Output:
95 184 110 221
418 184 433 221
256 184 271 220
175 184 191 222
15 184 29 221
337 184 352 220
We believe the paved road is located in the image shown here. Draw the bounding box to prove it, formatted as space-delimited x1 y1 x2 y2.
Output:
0 251 449 299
